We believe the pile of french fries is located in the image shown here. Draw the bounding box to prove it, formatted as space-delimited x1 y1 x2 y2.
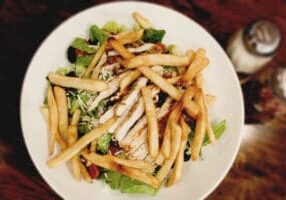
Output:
41 12 217 189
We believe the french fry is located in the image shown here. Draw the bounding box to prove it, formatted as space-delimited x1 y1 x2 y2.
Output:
166 76 182 84
123 54 191 68
41 106 67 151
183 100 200 118
181 48 208 83
191 90 206 160
156 122 181 182
166 118 189 186
91 52 107 80
155 151 165 165
54 86 68 140
132 12 153 29
40 107 50 130
141 87 159 158
90 140 97 153
82 152 160 188
47 117 116 167
115 29 144 45
102 155 154 171
109 39 134 59
196 73 216 144
71 109 81 126
46 85 58 155
83 41 107 78
48 72 107 92
161 103 182 158
67 125 81 181
139 67 183 101
206 95 217 108
79 162 93 183
120 70 141 91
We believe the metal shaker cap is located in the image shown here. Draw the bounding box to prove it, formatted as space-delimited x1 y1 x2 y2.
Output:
271 66 286 101
243 20 281 56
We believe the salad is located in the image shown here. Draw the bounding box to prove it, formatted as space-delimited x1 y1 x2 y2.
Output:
42 12 226 196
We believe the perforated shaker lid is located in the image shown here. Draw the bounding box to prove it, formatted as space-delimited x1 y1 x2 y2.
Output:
243 20 281 56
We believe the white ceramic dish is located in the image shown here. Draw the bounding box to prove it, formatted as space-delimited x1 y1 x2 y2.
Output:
20 2 244 200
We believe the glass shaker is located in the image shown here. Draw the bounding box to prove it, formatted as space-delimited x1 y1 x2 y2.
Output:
227 20 281 74
243 65 286 123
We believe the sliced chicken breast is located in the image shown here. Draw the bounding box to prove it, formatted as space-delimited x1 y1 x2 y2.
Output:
115 97 145 141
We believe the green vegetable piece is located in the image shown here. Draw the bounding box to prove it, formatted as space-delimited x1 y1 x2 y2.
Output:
71 38 96 53
89 25 108 43
143 28 166 43
163 66 178 73
78 124 89 136
104 171 123 190
167 44 175 53
102 20 127 34
97 133 113 154
56 65 76 76
101 171 158 196
203 120 227 146
76 55 94 67
75 65 86 77
70 98 79 114
120 176 158 196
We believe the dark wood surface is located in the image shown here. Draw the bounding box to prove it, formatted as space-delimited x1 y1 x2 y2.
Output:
1 0 286 199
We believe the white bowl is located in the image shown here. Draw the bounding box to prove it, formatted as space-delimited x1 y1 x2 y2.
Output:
20 2 244 200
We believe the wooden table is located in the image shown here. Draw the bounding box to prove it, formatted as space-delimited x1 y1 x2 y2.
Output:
1 1 285 199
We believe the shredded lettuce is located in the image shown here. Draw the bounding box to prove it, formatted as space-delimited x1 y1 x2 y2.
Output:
101 171 158 196
97 133 112 154
89 25 108 43
143 28 166 43
102 21 127 34
71 38 96 53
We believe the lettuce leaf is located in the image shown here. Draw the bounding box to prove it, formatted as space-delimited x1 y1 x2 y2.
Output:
56 65 75 76
101 171 158 196
102 21 127 34
71 38 96 53
97 133 112 154
76 55 94 67
89 25 108 43
143 28 166 43
120 176 158 196
203 120 226 146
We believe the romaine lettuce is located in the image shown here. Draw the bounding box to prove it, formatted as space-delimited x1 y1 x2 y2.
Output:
101 171 158 196
89 25 108 43
71 38 96 53
102 21 127 34
97 133 112 154
143 28 166 43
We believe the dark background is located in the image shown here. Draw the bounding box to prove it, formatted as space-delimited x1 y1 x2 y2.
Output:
1 0 286 199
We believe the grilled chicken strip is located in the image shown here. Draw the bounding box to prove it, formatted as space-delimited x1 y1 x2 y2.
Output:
115 77 148 116
115 86 160 141
88 72 129 112
120 97 172 146
107 43 155 57
127 139 149 160
114 98 145 141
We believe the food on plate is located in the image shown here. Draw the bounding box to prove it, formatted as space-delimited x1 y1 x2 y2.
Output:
42 12 226 196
